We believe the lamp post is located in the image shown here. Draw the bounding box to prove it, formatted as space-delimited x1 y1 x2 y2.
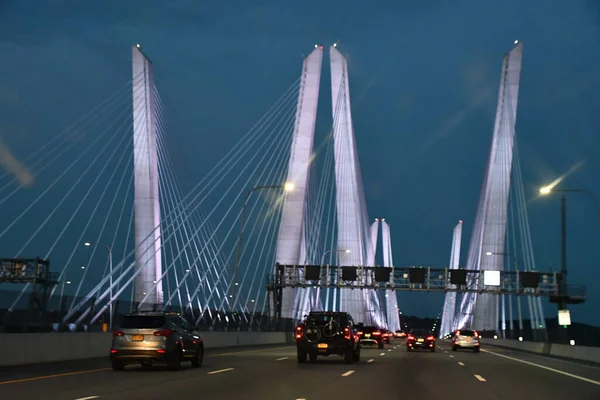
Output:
538 185 599 343
59 265 86 312
230 182 295 313
84 242 114 329
320 248 351 265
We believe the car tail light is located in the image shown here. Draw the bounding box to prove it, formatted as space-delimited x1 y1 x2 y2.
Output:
373 331 381 336
407 335 415 340
426 336 434 340
153 329 173 337
357 331 363 335
474 331 479 338
113 330 125 337
295 325 303 340
344 327 351 340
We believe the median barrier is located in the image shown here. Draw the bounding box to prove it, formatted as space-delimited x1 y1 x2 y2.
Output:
483 338 600 364
0 331 293 367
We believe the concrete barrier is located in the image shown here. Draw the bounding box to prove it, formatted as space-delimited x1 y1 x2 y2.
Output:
0 331 294 367
483 338 600 364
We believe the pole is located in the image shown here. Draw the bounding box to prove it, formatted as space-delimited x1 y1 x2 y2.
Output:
108 247 113 330
559 194 568 343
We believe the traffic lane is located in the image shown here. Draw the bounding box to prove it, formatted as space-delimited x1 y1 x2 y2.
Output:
482 343 600 381
0 345 295 399
311 343 499 400
444 346 600 399
0 343 288 382
106 345 385 399
99 342 501 400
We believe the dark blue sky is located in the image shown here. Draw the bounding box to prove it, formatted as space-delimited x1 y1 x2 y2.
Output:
0 1 599 324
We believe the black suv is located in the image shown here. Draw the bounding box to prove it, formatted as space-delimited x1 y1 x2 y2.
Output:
295 311 360 364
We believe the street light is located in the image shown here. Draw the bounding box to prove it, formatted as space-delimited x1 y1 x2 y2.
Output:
230 183 295 312
84 241 114 329
320 248 351 265
59 266 85 311
539 186 600 226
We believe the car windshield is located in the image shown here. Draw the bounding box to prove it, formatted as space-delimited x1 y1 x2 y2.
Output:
120 315 166 329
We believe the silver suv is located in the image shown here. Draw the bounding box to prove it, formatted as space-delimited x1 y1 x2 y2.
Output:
451 329 480 352
110 312 204 370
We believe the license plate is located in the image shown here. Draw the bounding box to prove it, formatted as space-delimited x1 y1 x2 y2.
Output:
132 334 144 341
417 338 424 342
466 337 471 342
317 343 328 349
365 334 371 338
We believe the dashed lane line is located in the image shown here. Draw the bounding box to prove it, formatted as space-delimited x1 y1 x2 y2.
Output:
458 362 465 366
74 397 100 400
449 355 454 358
481 349 600 386
342 370 355 377
207 368 234 375
275 357 289 361
367 359 375 363
387 349 392 352
474 374 487 382
380 353 386 356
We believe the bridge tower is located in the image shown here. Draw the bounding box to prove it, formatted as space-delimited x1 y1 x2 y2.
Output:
275 46 323 321
132 45 163 310
439 220 463 337
457 42 523 331
382 219 400 331
330 45 371 324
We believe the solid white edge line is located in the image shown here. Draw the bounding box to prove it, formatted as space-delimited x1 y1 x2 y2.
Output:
275 357 289 361
74 397 99 400
207 368 235 375
481 349 600 386
342 370 355 377
474 374 487 382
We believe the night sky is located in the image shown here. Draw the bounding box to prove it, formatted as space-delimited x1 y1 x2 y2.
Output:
0 0 598 325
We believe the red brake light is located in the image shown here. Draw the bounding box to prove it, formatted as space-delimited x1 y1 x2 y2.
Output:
456 330 460 336
357 331 363 335
373 331 381 336
295 325 303 340
153 329 173 337
113 330 124 337
344 327 351 339
427 336 434 340
407 335 415 340
474 331 479 337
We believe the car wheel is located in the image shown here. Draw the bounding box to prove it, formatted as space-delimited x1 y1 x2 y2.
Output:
353 347 361 362
474 347 480 353
344 347 354 364
452 346 458 351
309 351 318 362
191 346 203 367
141 361 152 369
378 342 384 349
431 347 436 352
406 346 412 351
167 347 182 371
297 348 307 363
111 360 125 371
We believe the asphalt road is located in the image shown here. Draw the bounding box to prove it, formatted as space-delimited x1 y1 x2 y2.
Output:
1 341 599 399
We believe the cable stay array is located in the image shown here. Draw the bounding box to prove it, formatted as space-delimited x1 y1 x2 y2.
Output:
0 69 311 331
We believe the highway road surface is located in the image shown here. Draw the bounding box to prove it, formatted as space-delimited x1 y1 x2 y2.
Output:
0 341 599 399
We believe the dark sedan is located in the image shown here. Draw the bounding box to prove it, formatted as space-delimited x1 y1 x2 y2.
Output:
406 329 436 352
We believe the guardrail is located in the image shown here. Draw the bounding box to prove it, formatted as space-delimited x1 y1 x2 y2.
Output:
0 331 295 367
484 338 600 365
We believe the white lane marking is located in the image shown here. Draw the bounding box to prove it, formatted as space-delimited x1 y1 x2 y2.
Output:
367 359 375 363
449 355 454 358
444 351 448 354
388 349 392 352
74 397 100 400
482 349 600 386
380 352 386 356
275 357 288 361
342 370 355 377
474 374 487 382
458 362 465 366
296 398 306 400
208 368 234 375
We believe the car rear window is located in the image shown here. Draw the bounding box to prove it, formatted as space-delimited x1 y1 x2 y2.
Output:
458 330 476 336
411 329 430 336
307 313 347 326
120 315 166 329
